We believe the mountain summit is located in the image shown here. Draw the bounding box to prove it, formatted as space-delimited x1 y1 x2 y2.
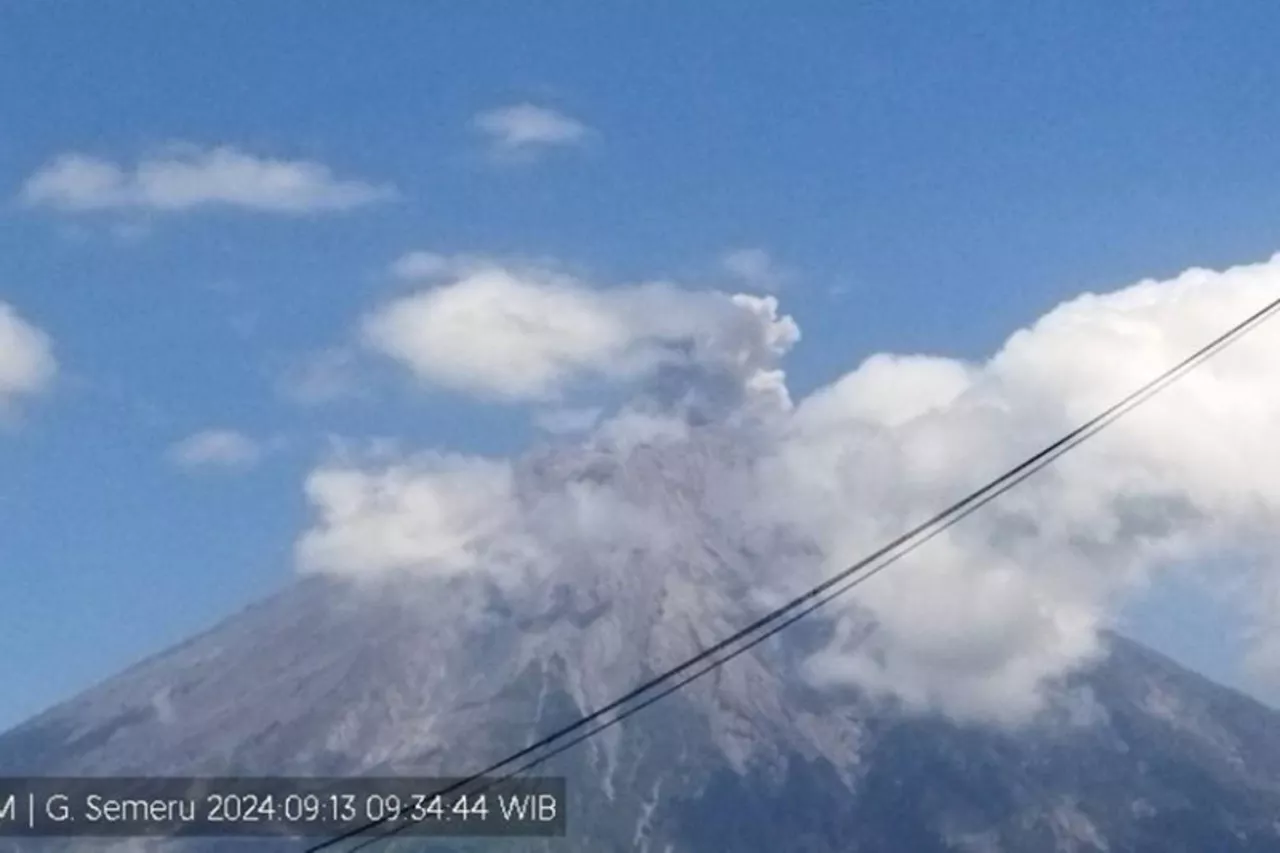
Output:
5 430 1280 852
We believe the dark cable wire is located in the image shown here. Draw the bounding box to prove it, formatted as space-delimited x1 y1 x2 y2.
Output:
309 292 1280 852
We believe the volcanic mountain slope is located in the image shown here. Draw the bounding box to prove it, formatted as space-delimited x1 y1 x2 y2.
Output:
5 433 1280 852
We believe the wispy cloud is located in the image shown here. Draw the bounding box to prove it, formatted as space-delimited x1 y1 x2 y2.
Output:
533 406 603 435
389 251 497 283
277 347 363 405
167 429 262 471
472 104 591 162
720 248 792 292
21 145 394 215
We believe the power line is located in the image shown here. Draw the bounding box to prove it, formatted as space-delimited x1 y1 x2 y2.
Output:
346 334 1212 850
308 292 1280 852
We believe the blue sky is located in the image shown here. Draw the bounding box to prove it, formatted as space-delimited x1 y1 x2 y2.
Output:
4 1 1280 729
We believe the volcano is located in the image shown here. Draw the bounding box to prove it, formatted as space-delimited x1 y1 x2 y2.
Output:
5 430 1280 853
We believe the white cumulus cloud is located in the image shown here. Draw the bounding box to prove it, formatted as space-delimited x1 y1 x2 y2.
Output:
360 259 799 411
0 301 57 412
167 429 262 470
754 256 1280 724
21 146 393 214
297 452 526 579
